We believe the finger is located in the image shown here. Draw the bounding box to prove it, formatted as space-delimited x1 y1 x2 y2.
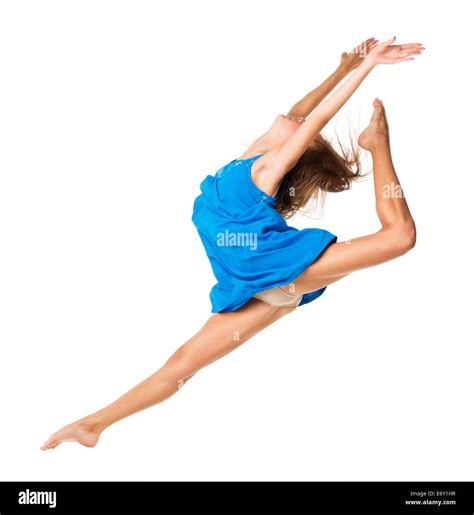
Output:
350 43 364 54
396 57 415 62
351 37 377 55
364 38 379 49
350 44 365 56
391 46 422 57
401 43 423 48
400 48 423 56
400 49 423 57
381 36 396 46
400 44 424 52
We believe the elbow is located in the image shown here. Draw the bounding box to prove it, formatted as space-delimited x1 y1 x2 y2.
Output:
403 221 417 251
395 221 417 255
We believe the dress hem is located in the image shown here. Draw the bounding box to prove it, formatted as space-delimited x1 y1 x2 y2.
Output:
210 232 338 313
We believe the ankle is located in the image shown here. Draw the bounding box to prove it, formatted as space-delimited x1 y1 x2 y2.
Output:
82 413 108 434
370 138 391 156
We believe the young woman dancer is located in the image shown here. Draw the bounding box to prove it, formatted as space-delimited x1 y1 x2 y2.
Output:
41 36 423 449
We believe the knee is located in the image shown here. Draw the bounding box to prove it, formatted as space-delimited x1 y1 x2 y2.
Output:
165 345 194 376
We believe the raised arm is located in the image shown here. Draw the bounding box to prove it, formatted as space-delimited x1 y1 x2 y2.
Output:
286 38 378 121
271 37 424 175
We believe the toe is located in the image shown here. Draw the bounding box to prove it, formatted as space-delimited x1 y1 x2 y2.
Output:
371 100 384 121
41 435 57 450
373 99 383 108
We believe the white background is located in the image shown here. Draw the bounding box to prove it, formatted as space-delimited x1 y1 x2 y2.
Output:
1 0 473 480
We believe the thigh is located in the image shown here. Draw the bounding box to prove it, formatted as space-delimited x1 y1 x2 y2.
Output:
291 228 406 295
179 298 294 373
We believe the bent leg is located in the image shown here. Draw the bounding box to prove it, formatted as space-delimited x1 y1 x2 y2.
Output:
292 98 416 295
41 299 294 450
292 227 414 294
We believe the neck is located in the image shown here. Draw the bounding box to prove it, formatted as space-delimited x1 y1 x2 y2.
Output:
249 132 281 154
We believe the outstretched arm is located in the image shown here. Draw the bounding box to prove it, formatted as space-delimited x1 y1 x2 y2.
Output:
286 38 378 121
271 37 424 175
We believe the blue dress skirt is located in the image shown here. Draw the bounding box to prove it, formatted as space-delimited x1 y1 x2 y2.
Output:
191 153 337 313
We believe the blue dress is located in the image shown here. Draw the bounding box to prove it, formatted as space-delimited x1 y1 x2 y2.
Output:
192 153 337 313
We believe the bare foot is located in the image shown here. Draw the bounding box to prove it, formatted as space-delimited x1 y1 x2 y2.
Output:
40 417 102 450
358 98 389 152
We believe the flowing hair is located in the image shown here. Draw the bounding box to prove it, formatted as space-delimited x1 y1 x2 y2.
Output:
275 132 367 219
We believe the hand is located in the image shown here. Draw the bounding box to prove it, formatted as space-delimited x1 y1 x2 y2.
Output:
365 36 425 66
340 37 379 73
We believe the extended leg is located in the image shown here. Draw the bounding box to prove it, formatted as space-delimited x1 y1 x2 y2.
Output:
40 299 294 450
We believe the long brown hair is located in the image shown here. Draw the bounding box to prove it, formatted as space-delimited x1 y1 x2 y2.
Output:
275 133 366 219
